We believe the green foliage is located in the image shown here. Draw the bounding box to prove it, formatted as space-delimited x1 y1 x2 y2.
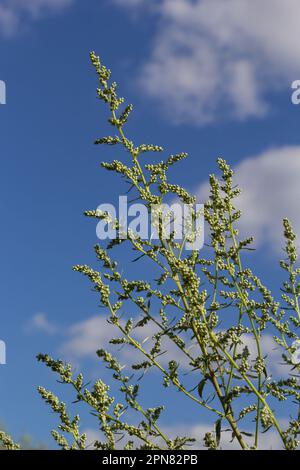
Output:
0 427 46 450
0 431 20 450
2 52 299 451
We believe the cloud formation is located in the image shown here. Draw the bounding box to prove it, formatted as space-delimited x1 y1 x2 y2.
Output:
0 0 72 36
116 0 300 124
197 146 300 251
57 310 291 383
161 422 283 450
32 311 290 449
83 420 283 450
60 315 117 359
59 314 196 369
27 312 57 334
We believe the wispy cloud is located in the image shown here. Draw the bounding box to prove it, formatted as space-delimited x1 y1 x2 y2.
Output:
59 314 196 369
58 311 290 382
0 0 73 36
83 421 283 450
27 312 57 335
240 333 289 377
60 315 117 359
161 422 283 450
115 0 300 125
197 146 300 251
33 312 288 450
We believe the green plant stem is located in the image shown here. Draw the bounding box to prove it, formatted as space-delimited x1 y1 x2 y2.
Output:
207 326 287 447
107 300 223 417
172 272 248 450
226 205 262 448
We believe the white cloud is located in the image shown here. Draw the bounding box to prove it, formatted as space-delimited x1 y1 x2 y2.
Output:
59 311 291 381
27 312 57 334
115 0 300 124
52 313 290 449
197 146 300 251
60 315 117 359
82 421 283 449
161 422 283 450
0 0 72 36
0 4 17 35
60 314 195 369
239 333 288 377
82 428 102 449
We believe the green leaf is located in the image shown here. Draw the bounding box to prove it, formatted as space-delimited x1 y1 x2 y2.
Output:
197 378 207 399
215 419 222 447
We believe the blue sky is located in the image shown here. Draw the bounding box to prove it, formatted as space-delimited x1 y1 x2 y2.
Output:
0 0 300 449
